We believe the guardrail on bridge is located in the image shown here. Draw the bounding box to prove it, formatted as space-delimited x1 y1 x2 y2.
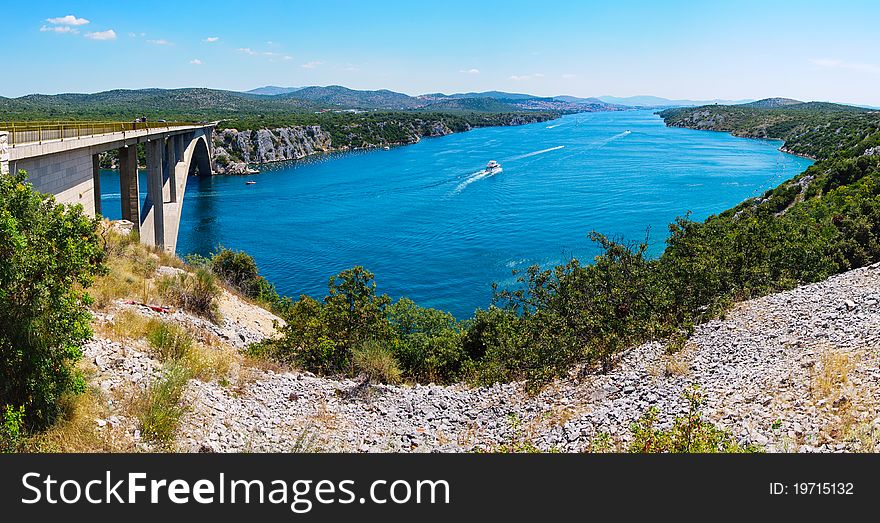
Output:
0 121 201 147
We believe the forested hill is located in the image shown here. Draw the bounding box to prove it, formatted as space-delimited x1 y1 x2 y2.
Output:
659 100 879 159
0 86 622 125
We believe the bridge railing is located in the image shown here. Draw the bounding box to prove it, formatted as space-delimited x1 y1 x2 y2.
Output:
0 121 201 147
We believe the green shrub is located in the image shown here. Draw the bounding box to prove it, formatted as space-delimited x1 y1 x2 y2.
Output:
1 405 26 453
253 267 393 375
147 322 194 361
352 340 402 384
0 170 104 430
207 247 285 310
388 298 466 383
628 388 761 453
159 268 221 322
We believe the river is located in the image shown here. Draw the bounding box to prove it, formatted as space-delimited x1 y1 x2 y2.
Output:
100 110 813 317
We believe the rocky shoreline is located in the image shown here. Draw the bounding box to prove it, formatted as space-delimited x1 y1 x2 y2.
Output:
85 262 880 453
211 114 555 175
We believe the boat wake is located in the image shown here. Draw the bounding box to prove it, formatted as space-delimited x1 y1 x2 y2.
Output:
546 124 562 129
593 130 632 147
452 169 498 194
509 145 565 161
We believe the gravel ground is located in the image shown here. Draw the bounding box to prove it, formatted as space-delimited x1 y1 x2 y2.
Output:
88 264 880 452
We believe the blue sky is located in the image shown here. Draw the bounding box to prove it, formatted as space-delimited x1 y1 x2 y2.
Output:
4 0 880 105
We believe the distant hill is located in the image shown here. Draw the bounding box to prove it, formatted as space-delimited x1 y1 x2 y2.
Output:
246 86 304 96
276 85 423 110
0 88 321 120
553 95 607 104
597 95 754 107
418 97 521 112
421 91 537 101
740 97 803 108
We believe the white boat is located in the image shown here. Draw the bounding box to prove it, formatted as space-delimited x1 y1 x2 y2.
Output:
484 160 502 175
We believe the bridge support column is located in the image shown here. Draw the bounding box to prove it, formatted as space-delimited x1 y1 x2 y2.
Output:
118 146 140 232
165 137 178 203
91 154 102 216
144 139 165 249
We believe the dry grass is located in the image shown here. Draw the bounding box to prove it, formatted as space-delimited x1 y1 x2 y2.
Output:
811 349 854 399
129 360 191 448
184 343 235 382
94 310 157 342
29 388 134 453
648 348 693 378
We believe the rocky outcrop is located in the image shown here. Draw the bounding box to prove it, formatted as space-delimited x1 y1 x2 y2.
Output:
212 126 332 175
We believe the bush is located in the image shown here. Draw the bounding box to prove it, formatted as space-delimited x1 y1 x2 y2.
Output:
0 170 104 430
159 268 221 322
388 298 466 383
147 322 194 361
206 247 285 310
1 405 26 453
352 341 401 384
628 388 761 453
253 267 393 375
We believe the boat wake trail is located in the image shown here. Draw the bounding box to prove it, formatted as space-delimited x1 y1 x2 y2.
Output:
546 124 562 129
452 170 492 194
508 145 565 161
593 130 631 147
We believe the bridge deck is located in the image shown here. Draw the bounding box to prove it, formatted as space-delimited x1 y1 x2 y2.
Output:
2 122 213 160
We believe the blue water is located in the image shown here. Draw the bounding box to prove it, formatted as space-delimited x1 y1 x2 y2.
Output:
100 110 813 318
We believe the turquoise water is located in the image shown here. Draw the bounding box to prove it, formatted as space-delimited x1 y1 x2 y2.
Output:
100 110 813 318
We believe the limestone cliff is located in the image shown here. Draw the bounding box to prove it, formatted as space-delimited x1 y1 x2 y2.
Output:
212 126 332 175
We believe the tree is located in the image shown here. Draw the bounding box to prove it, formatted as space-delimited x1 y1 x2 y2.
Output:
0 171 104 430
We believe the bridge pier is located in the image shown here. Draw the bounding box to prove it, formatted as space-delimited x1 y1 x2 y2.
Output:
91 154 102 216
118 145 140 232
142 139 166 249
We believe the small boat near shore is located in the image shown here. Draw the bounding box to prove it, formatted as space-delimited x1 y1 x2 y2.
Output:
245 180 257 185
484 160 502 176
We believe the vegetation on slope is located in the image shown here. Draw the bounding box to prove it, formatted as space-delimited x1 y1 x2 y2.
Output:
0 170 104 436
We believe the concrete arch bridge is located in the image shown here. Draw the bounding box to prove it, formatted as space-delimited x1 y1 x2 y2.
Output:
0 121 216 253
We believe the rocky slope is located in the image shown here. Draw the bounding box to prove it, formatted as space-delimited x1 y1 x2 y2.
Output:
213 127 333 175
85 262 880 453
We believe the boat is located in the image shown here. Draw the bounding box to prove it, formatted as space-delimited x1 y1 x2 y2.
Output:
383 146 391 150
484 160 502 175
245 180 256 185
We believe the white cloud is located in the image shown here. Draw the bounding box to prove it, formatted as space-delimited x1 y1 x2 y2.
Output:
810 58 880 75
84 29 117 41
203 36 220 43
238 48 290 61
147 38 172 45
190 59 203 65
459 68 480 75
509 73 544 81
301 60 323 69
46 15 89 26
40 25 78 34
562 73 577 79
